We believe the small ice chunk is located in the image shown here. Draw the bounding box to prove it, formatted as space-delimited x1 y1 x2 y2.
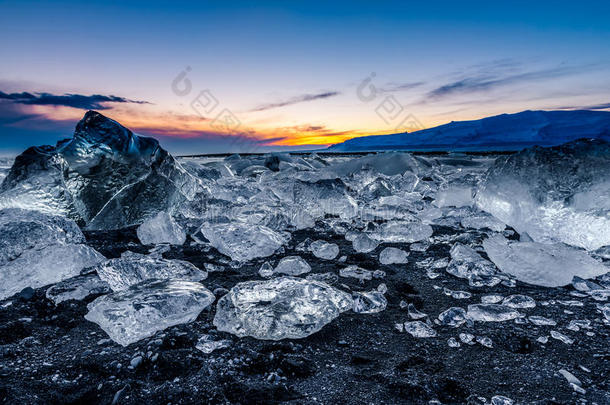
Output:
201 222 288 262
96 251 207 291
272 256 311 276
370 221 433 243
309 240 339 260
550 330 574 344
443 288 472 299
476 336 493 348
46 274 111 305
571 276 603 292
437 307 467 327
461 215 506 232
502 294 536 309
435 186 473 208
409 241 429 252
408 303 428 320
481 294 503 304
195 335 231 354
213 277 352 340
537 336 549 344
339 265 373 281
558 369 585 394
85 280 215 346
403 321 437 338
483 234 608 287
379 247 409 265
447 243 500 287
466 304 523 322
528 316 556 326
136 212 186 246
459 333 475 344
448 337 461 347
352 233 379 253
258 262 274 278
491 395 514 405
352 289 387 314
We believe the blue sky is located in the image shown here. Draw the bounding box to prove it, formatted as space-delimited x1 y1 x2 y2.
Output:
1 0 609 154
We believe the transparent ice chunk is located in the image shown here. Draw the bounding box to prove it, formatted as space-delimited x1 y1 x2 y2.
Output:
309 240 339 260
403 321 437 338
96 251 207 291
85 279 215 346
466 304 523 322
137 211 186 246
213 277 352 340
379 247 409 264
46 274 111 305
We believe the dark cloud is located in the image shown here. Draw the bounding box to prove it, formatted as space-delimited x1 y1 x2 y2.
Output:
555 102 610 111
251 91 340 112
426 64 596 101
0 91 150 110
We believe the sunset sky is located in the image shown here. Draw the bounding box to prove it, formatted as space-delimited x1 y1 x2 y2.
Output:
1 0 610 154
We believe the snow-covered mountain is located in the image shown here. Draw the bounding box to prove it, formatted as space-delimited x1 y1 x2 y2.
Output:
327 110 610 151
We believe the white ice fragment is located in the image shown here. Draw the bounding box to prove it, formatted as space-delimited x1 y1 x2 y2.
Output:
443 288 472 299
379 247 409 265
408 303 428 320
201 222 288 262
352 233 379 253
528 316 556 326
537 336 549 344
370 221 433 243
550 330 574 344
571 276 603 292
459 333 475 345
96 251 206 291
502 294 536 309
466 304 523 322
309 240 339 260
272 256 311 277
558 369 585 394
446 243 500 287
0 209 106 299
213 277 352 340
258 262 274 278
137 212 186 246
46 274 111 305
409 241 430 252
483 234 608 287
352 289 387 314
460 215 506 232
403 321 437 338
476 336 493 348
195 335 231 354
306 272 339 285
85 280 215 346
448 337 461 347
339 265 372 281
491 395 514 405
481 294 503 304
437 307 467 327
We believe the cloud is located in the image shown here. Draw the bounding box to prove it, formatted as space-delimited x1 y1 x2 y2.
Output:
0 91 150 110
251 91 340 112
425 64 596 101
380 81 425 93
554 102 610 111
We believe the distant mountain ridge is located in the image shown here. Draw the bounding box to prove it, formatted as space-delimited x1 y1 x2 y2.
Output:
327 110 610 152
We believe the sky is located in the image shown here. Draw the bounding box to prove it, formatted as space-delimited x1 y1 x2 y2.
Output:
1 0 610 155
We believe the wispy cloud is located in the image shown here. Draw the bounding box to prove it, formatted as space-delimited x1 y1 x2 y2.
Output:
0 91 150 110
554 102 610 111
380 81 425 93
425 63 597 101
251 91 340 112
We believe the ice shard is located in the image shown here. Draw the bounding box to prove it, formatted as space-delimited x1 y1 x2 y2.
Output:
201 222 289 262
475 139 610 250
46 274 111 305
136 211 186 245
85 279 215 346
213 277 352 340
96 251 207 291
0 209 105 299
483 234 608 287
0 111 201 230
